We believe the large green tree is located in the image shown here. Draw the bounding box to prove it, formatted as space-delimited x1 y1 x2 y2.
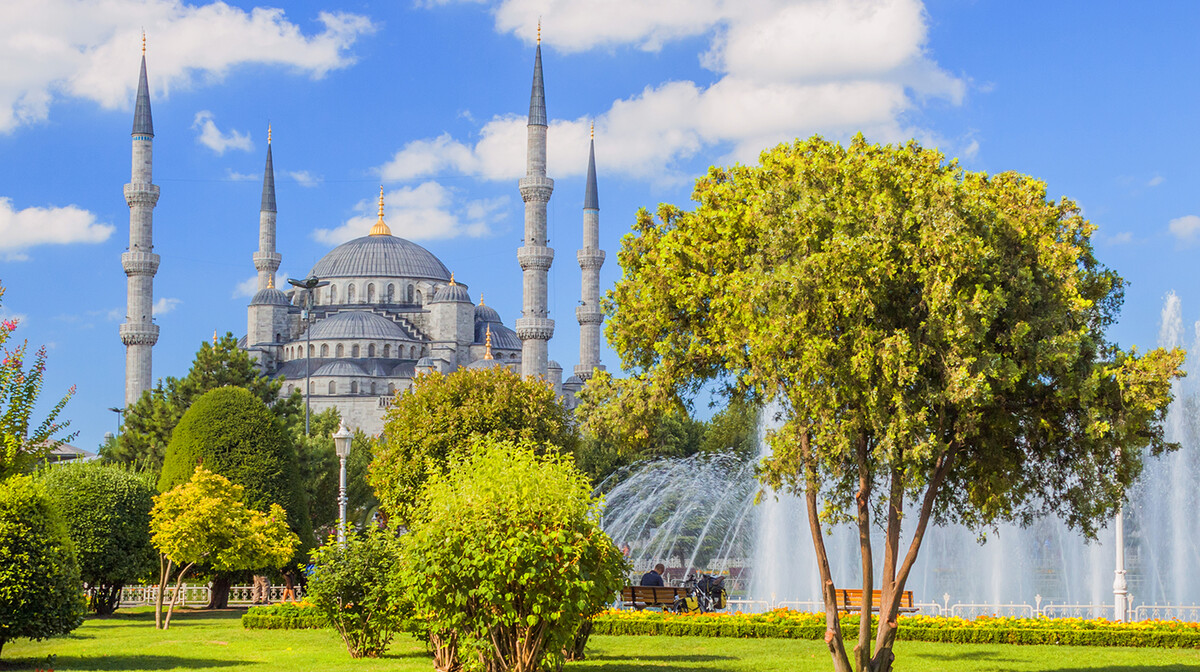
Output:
104 333 297 469
370 367 577 526
606 135 1184 672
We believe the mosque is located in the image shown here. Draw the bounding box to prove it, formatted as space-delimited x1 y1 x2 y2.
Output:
119 37 606 434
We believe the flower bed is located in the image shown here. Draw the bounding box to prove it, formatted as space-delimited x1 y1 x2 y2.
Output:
241 602 327 630
591 609 1200 648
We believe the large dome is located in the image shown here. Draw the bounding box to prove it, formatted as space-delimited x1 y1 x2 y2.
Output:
308 311 409 340
309 235 452 282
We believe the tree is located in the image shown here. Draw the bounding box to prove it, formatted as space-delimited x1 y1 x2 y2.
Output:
159 386 311 607
38 461 156 615
401 438 627 672
150 467 297 629
371 367 577 526
104 333 297 469
306 528 406 658
0 283 76 479
605 135 1184 672
0 475 85 658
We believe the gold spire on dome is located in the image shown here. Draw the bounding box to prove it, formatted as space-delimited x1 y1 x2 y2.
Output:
369 186 392 236
484 326 494 360
212 330 217 345
267 275 275 289
479 294 484 306
450 272 457 286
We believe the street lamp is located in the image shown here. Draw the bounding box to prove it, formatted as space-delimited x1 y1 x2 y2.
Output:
108 406 124 442
1113 447 1128 622
333 422 352 545
287 275 328 437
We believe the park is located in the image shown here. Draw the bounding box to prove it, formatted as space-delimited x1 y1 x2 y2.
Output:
2 3 1200 672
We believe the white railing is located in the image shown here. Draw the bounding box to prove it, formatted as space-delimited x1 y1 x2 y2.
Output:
950 603 1034 619
118 584 298 608
1040 604 1113 619
1133 604 1200 622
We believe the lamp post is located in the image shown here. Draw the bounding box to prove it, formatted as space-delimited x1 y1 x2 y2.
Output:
287 275 328 437
333 422 352 545
1113 445 1128 622
107 406 124 445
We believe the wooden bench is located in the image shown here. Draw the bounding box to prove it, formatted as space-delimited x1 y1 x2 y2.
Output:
835 589 917 613
620 585 686 609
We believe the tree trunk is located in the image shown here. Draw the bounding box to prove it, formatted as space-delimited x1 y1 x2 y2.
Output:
870 461 904 672
853 431 874 672
206 574 232 609
564 619 593 661
430 629 461 672
163 562 194 630
801 431 854 672
155 555 171 629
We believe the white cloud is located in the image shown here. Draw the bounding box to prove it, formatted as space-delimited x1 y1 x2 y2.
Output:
1148 175 1165 187
0 310 29 328
0 1 375 133
0 196 114 260
313 183 508 245
288 170 320 187
401 0 966 182
153 297 181 315
1169 215 1200 244
192 110 252 154
233 270 293 298
1105 231 1133 245
226 169 257 181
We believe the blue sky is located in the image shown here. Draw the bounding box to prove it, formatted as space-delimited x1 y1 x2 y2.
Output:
1 0 1198 449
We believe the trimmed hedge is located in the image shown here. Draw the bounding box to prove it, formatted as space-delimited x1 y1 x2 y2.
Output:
591 610 1200 649
242 602 326 630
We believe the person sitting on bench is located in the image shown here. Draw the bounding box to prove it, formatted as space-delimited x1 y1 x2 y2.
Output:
640 563 666 587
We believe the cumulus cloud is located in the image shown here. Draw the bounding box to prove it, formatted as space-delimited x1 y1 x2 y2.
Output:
0 196 114 260
288 170 321 187
1148 175 1165 187
0 1 375 133
232 270 292 298
192 111 253 154
394 0 966 182
226 169 257 181
153 297 181 315
313 182 508 245
1169 215 1200 244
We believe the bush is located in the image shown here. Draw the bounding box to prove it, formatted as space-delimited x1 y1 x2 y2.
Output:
0 475 85 658
242 602 327 630
306 528 406 658
402 438 627 672
38 461 156 614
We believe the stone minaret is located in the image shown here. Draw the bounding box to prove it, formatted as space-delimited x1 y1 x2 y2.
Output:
516 29 555 380
575 125 605 381
247 127 288 366
120 40 160 407
254 127 280 292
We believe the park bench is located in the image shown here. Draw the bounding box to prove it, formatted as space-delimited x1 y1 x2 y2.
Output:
835 589 917 613
620 585 686 610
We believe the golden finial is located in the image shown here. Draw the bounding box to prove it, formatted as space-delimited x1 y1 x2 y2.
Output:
590 121 594 140
484 326 494 360
369 186 392 236
212 330 217 345
141 30 146 55
268 123 272 145
267 275 275 289
479 294 485 306
537 19 541 45
450 272 456 286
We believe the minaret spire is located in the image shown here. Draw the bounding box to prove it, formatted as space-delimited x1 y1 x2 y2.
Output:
121 41 161 407
576 128 605 380
254 125 280 292
516 29 555 381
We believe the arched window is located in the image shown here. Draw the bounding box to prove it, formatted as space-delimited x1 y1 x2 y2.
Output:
368 344 376 357
367 284 375 303
370 382 377 395
308 344 315 357
308 381 315 394
388 383 396 394
350 381 358 394
383 344 391 358
336 344 345 358
415 290 422 304
347 284 356 303
287 384 294 394
352 344 361 358
329 285 338 303
320 344 329 357
329 381 337 394
407 284 415 303
387 284 395 302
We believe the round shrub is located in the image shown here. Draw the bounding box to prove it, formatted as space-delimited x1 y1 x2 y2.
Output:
306 528 406 658
0 475 85 658
39 461 156 614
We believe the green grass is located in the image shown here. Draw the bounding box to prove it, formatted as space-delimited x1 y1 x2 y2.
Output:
1 609 1197 671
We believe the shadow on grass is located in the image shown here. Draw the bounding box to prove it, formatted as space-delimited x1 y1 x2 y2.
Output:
578 653 740 672
1044 668 1200 672
911 649 1013 661
0 654 252 670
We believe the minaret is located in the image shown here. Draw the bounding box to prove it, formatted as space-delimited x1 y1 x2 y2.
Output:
255 126 281 291
516 24 555 380
575 123 605 380
120 35 160 407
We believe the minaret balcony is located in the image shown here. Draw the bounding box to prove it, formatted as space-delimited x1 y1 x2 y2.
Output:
576 307 603 324
119 322 160 346
574 363 605 379
577 249 606 269
121 251 160 276
518 175 554 202
515 317 555 341
123 183 160 206
253 251 282 271
517 245 554 271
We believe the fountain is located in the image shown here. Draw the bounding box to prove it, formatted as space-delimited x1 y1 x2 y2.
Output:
599 292 1200 614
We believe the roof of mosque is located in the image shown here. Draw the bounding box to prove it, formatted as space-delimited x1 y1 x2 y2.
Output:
250 287 290 306
431 282 471 304
313 361 367 377
309 235 452 282
307 311 409 341
473 320 521 350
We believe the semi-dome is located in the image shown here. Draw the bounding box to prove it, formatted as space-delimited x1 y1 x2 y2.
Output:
431 282 471 303
313 361 367 377
250 287 290 306
474 321 521 350
309 235 452 282
307 311 408 341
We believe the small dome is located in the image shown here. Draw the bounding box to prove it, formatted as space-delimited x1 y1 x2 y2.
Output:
475 303 501 323
251 287 290 306
307 311 407 341
564 375 584 386
313 361 367 377
309 235 452 282
416 357 435 369
548 360 562 371
468 358 503 371
431 282 471 304
474 321 521 350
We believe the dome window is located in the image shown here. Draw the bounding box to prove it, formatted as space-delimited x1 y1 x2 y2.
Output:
336 344 345 358
368 344 376 357
352 344 361 358
329 381 337 394
320 344 329 357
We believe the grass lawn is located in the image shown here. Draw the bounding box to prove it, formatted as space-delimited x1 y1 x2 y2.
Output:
1 609 1197 672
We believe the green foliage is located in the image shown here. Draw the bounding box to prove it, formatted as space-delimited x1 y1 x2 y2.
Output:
700 397 760 459
159 386 310 547
242 602 327 630
0 475 85 657
306 529 406 658
150 467 299 629
37 461 156 615
401 438 628 672
104 333 295 469
0 283 76 480
292 407 341 533
372 366 577 525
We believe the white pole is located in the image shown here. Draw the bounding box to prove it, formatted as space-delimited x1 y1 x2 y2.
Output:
338 453 348 545
1113 503 1127 621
